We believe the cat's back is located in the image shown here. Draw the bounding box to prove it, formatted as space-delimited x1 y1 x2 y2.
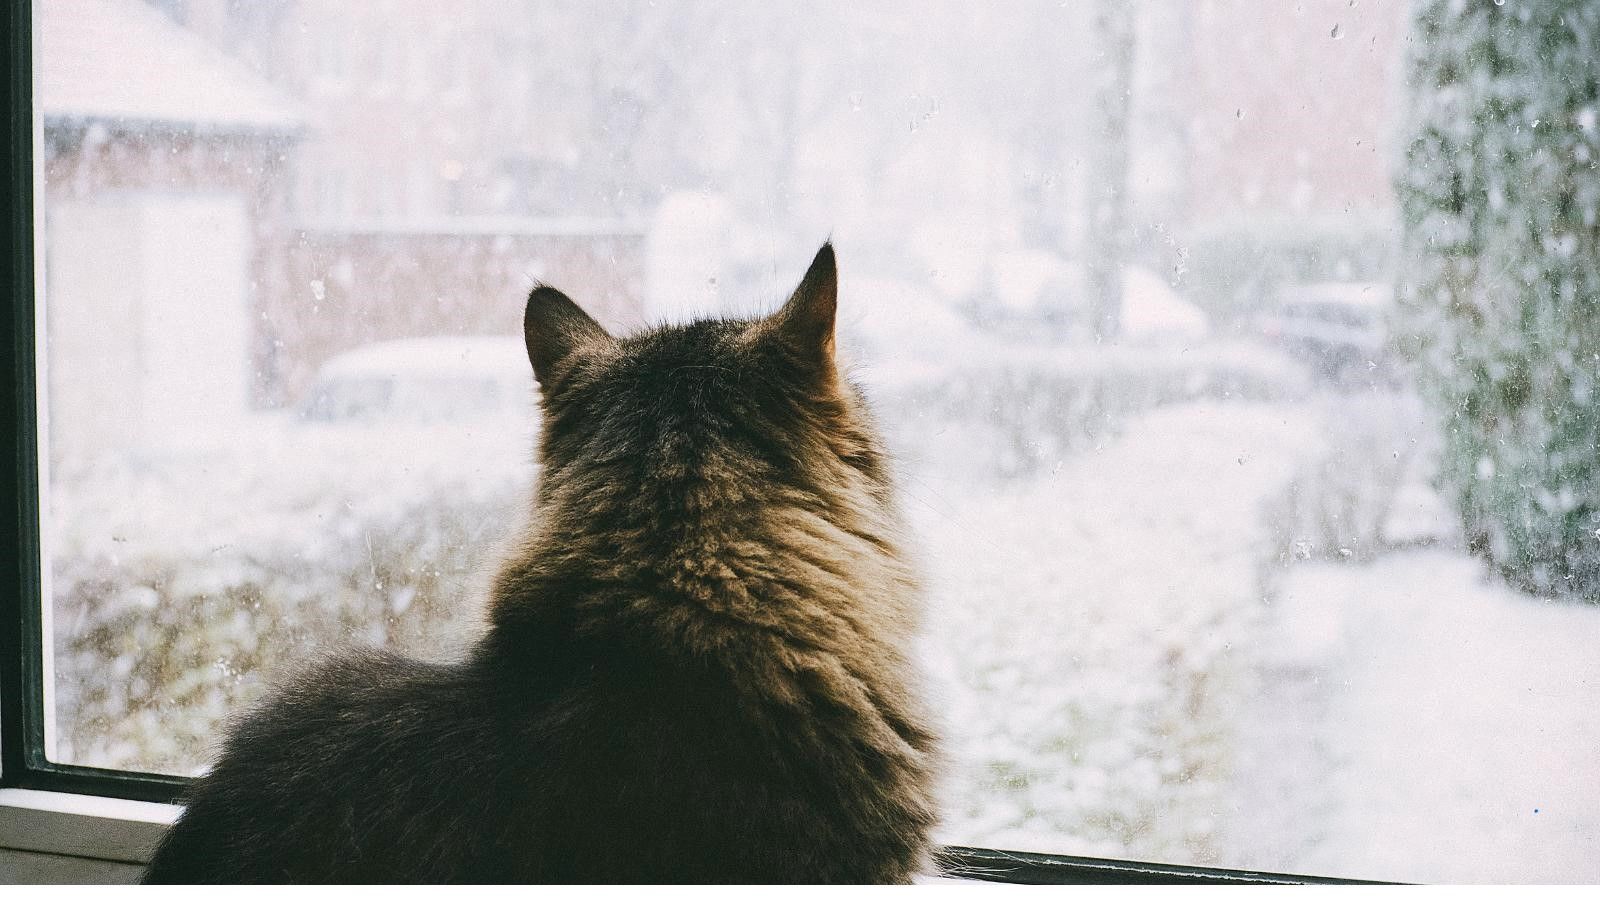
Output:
493 625 927 884
144 650 539 883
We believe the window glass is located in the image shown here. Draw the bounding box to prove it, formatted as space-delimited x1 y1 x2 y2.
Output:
34 0 1600 883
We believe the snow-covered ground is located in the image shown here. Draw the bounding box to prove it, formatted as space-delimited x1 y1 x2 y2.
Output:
1229 551 1600 883
912 401 1320 863
905 394 1600 882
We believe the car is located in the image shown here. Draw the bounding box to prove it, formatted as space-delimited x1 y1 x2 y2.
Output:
1256 281 1397 388
295 336 535 426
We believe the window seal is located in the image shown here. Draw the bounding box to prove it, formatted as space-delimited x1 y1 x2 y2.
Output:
0 0 191 810
1 0 46 802
0 0 1380 884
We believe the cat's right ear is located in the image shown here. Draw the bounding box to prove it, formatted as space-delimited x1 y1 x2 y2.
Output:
769 242 838 370
524 285 612 388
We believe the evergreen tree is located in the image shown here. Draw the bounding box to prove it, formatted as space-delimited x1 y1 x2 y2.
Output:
1396 0 1600 600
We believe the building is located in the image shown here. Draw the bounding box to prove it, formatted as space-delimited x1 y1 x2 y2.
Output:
43 0 647 412
38 0 302 455
1178 0 1410 225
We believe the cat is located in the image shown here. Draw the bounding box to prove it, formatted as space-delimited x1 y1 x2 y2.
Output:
141 244 941 883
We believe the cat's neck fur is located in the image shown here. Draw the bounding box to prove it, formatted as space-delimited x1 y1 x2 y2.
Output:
486 382 918 662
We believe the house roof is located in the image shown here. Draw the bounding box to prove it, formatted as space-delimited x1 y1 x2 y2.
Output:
39 0 303 133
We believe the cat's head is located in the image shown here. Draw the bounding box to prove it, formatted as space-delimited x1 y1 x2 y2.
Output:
521 244 889 506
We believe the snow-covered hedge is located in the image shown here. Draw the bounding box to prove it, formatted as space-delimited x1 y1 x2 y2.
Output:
1396 0 1600 600
1263 392 1429 564
917 403 1322 860
873 341 1309 479
1180 215 1394 328
49 424 530 773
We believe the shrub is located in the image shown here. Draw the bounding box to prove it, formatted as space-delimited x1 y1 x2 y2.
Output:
1180 214 1396 329
877 342 1309 480
1264 392 1429 565
48 426 528 773
1395 0 1600 600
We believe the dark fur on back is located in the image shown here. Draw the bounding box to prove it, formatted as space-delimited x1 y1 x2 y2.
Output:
143 245 940 884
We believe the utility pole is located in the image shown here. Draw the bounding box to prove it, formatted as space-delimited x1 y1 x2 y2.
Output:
1086 0 1137 342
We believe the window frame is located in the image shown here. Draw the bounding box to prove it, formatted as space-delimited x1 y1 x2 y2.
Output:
0 0 1373 884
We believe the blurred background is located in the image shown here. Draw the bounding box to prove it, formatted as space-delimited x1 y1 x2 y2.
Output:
32 0 1600 882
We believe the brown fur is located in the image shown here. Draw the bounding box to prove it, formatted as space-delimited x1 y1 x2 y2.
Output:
144 244 939 883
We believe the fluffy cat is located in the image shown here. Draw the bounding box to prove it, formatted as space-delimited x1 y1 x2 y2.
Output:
142 244 941 883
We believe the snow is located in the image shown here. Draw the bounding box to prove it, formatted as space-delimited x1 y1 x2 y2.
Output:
49 417 531 575
915 402 1321 863
1232 551 1600 882
39 0 302 131
645 192 742 322
47 415 532 773
316 336 528 381
901 392 1598 881
1284 281 1392 312
1118 266 1210 342
988 250 1073 313
838 275 998 379
297 216 648 238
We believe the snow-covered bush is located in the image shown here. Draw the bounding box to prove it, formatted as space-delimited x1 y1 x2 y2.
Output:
1182 215 1394 330
1264 392 1428 564
1396 0 1600 600
918 403 1320 861
49 424 530 773
876 342 1309 479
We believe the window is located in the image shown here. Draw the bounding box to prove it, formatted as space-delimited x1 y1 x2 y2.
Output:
7 0 1599 886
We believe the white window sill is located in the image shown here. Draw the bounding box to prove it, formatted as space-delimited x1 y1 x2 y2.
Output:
0 789 975 882
0 788 176 865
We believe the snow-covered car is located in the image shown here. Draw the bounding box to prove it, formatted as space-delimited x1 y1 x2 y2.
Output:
296 336 535 427
974 256 1210 345
1256 282 1396 387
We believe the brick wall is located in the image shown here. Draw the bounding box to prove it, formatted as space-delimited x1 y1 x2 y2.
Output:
266 227 645 405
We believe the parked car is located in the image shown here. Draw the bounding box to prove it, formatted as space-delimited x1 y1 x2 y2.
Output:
296 336 535 427
1255 282 1397 388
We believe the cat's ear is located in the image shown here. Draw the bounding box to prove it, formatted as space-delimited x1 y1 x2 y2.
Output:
770 242 837 367
523 285 612 387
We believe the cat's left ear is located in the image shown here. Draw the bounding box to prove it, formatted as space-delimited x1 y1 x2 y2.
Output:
524 284 613 388
770 242 837 368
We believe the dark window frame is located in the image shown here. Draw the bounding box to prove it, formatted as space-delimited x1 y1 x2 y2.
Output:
0 0 1375 884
